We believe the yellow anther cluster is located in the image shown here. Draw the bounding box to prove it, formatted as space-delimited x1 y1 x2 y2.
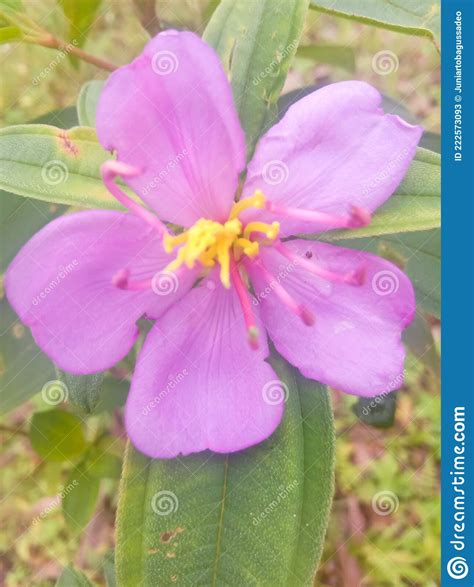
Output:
163 191 279 288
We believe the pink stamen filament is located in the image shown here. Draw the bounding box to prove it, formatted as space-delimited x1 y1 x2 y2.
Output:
265 201 371 229
230 259 260 350
101 160 169 236
247 258 315 326
275 242 366 286
112 268 152 291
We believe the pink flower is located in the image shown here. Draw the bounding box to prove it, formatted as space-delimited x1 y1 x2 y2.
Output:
6 31 422 458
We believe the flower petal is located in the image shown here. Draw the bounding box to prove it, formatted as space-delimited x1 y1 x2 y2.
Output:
5 211 195 374
247 240 415 397
125 273 284 458
96 30 246 226
243 81 423 236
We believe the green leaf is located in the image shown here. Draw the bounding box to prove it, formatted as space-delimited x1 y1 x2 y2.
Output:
29 409 86 461
297 44 355 71
62 461 100 531
0 297 56 413
309 0 440 49
0 124 130 209
56 565 95 586
204 0 310 156
332 228 440 318
77 80 104 127
116 357 334 585
319 148 440 241
58 0 103 58
56 370 105 414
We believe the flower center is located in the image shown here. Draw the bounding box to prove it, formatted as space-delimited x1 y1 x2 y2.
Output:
163 191 279 288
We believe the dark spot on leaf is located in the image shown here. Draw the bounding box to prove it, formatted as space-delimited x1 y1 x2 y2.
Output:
305 250 313 259
58 130 79 157
148 547 160 555
160 527 184 544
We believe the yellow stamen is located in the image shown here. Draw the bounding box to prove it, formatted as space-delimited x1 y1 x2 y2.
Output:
229 190 266 220
162 190 278 288
244 221 280 241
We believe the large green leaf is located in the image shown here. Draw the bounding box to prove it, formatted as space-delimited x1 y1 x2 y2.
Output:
0 124 128 209
307 148 440 241
204 0 310 156
330 228 440 318
116 358 334 585
310 0 440 49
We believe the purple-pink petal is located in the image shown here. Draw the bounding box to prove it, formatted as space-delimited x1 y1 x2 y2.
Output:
5 211 194 374
125 272 284 458
242 81 423 236
97 30 246 227
247 239 415 397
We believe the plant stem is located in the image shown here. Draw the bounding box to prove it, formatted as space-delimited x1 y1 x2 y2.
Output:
28 34 117 72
